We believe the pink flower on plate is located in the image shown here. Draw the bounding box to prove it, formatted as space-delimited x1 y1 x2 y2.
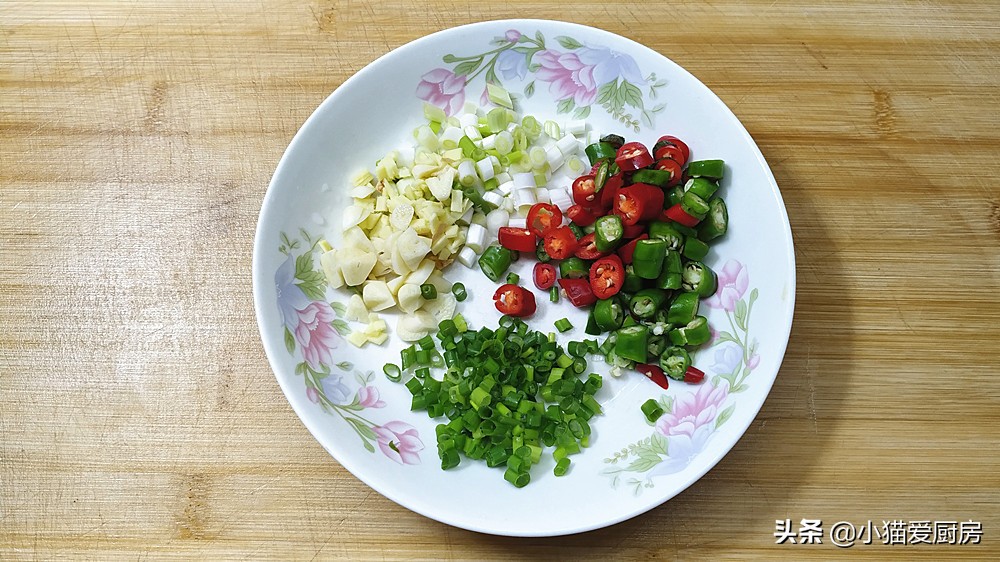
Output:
534 49 598 107
649 381 730 476
705 259 749 312
747 353 760 370
416 68 466 116
294 301 339 370
357 386 386 409
373 421 424 465
505 29 521 42
306 387 320 404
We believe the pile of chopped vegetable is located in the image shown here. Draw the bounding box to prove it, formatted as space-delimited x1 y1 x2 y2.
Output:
475 132 729 398
385 313 602 486
319 84 600 345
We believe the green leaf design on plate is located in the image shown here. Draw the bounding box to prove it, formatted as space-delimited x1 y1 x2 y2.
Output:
331 302 347 316
596 79 617 105
284 328 295 353
556 98 575 114
556 35 583 49
715 403 735 429
735 299 748 331
336 361 353 371
523 80 535 98
534 30 545 46
454 58 481 77
622 81 643 109
363 440 375 453
332 319 351 336
573 105 591 119
650 431 668 455
625 455 661 473
346 417 377 441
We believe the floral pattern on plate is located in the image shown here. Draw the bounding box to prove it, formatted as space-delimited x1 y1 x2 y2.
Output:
417 28 668 131
276 229 423 464
601 260 759 494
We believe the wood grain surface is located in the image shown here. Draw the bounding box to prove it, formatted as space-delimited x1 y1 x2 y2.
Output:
2 0 999 559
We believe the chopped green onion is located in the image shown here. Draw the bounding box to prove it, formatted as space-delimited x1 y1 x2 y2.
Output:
554 457 570 476
423 102 447 123
506 272 520 285
555 318 573 333
451 282 467 302
641 399 665 423
543 120 560 140
383 363 402 382
487 83 513 109
420 283 438 300
549 286 560 302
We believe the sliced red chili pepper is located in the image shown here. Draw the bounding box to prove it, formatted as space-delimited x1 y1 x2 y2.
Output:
622 222 645 240
533 262 557 290
662 203 701 227
566 204 599 227
654 145 687 167
571 174 601 209
573 233 608 260
542 225 578 259
526 203 562 237
683 365 706 384
614 183 665 226
589 254 624 299
557 278 597 308
615 142 654 172
636 364 669 390
654 158 684 187
617 234 649 264
493 283 536 317
497 226 538 252
599 174 624 210
653 135 690 163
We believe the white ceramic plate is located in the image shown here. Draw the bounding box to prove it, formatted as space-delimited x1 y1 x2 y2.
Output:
253 19 795 536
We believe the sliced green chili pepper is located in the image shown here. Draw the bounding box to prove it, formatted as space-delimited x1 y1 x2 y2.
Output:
584 308 601 335
614 325 649 363
668 316 711 346
622 314 638 328
684 177 719 200
623 264 643 293
559 257 589 279
594 214 624 252
648 221 685 250
535 239 551 263
659 346 691 380
686 159 725 180
667 186 685 206
682 237 710 261
478 245 513 282
593 298 625 332
673 223 699 238
681 191 710 219
595 159 609 192
631 169 672 187
667 292 699 324
697 198 728 241
632 239 667 279
420 283 438 299
568 223 585 240
655 250 683 290
647 334 668 360
585 142 617 165
629 288 669 319
682 261 718 297
600 134 625 150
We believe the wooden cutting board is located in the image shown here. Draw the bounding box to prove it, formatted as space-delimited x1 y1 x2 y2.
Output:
2 1 998 558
